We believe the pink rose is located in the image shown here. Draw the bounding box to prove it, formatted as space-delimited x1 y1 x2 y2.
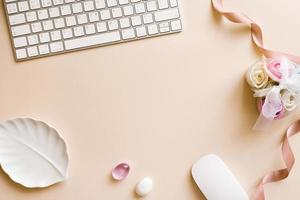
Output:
265 57 295 82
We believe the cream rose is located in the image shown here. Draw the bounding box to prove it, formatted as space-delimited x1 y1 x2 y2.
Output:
246 61 269 89
253 81 277 97
281 89 299 111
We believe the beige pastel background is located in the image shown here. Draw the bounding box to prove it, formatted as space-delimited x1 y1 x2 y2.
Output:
1 0 300 199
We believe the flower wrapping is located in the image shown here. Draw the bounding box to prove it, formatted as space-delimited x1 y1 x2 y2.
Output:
247 57 300 122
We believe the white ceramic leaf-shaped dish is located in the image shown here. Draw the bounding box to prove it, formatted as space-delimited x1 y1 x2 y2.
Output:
0 118 69 188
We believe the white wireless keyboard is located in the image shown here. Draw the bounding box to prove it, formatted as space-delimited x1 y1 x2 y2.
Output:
3 0 182 61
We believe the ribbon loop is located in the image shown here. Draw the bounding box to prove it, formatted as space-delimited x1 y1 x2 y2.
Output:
252 120 299 200
212 0 300 64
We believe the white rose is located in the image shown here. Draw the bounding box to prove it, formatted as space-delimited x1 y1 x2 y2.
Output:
253 81 277 97
253 86 273 97
246 61 269 89
281 89 299 111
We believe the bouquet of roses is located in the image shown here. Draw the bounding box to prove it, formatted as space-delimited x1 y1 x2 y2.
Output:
246 57 300 120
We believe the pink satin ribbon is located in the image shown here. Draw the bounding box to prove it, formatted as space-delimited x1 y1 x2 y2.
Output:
211 1 300 199
211 0 300 64
251 121 299 200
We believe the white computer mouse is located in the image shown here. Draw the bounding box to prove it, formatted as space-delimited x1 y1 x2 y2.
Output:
192 154 249 200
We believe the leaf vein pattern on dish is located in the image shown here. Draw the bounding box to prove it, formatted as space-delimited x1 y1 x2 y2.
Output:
0 118 69 188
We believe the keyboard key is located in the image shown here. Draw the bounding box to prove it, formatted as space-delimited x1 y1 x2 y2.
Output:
122 28 135 39
50 30 62 41
5 0 18 3
65 0 76 3
77 14 88 24
26 11 37 22
27 35 39 45
147 24 158 35
171 20 182 31
31 22 42 33
118 0 129 5
131 16 142 26
154 8 179 22
41 0 52 8
72 3 83 13
170 0 178 7
66 16 77 26
108 20 118 30
135 3 145 14
95 0 106 9
112 7 122 18
119 18 130 28
6 3 18 14
11 24 30 36
27 46 38 57
83 1 94 11
60 5 71 15
38 44 50 54
49 7 60 18
159 22 170 32
37 9 48 20
18 1 29 12
62 28 73 39
136 26 147 37
100 10 111 20
123 5 133 16
14 37 27 48
64 31 121 50
54 18 65 28
29 0 41 9
107 0 117 7
96 22 107 32
39 32 50 43
73 26 84 36
16 48 27 59
85 24 96 34
88 12 100 22
50 41 64 52
53 0 64 5
9 13 26 25
143 13 153 24
158 0 169 9
42 20 54 30
147 1 157 11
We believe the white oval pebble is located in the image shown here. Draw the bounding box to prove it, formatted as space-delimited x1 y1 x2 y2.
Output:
135 177 153 197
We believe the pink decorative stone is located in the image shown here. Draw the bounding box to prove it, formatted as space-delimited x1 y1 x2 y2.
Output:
112 163 130 181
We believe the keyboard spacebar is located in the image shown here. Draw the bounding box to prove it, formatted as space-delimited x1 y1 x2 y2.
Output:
64 31 121 50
